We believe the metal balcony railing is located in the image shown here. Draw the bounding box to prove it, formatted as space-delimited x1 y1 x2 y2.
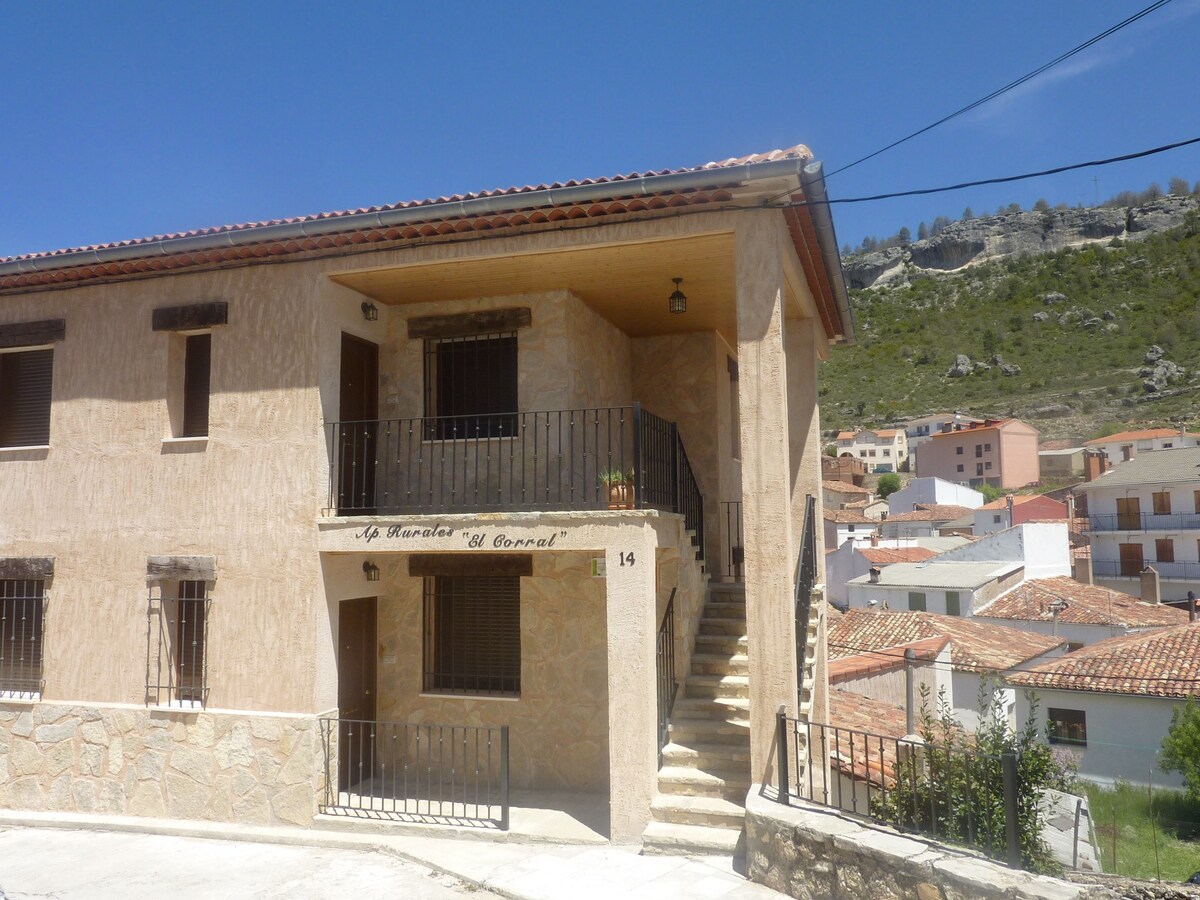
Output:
1092 559 1200 581
1089 512 1200 532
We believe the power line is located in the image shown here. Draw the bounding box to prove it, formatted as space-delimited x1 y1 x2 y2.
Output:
823 0 1177 180
783 136 1200 207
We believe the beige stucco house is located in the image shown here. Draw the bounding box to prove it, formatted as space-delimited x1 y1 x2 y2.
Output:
0 145 851 849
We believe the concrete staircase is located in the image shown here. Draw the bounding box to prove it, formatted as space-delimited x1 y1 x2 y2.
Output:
641 582 751 856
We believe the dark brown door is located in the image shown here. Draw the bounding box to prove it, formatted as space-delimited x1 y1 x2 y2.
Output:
1119 543 1144 577
337 596 377 791
338 334 379 514
1116 497 1141 531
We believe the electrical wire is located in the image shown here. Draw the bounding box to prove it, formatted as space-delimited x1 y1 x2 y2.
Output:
822 0 1178 180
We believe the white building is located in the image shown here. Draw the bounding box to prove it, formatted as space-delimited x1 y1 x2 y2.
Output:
1009 624 1200 789
823 508 877 549
878 504 973 540
824 536 971 607
833 428 909 473
1083 427 1200 466
1083 447 1200 603
887 477 984 517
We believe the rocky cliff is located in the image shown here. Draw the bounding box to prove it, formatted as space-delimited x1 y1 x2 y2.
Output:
844 195 1200 289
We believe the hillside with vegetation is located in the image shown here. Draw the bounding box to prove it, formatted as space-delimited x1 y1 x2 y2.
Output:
821 204 1200 440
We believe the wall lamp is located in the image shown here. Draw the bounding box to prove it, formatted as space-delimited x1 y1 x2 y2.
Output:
668 277 687 315
361 301 379 321
363 561 380 582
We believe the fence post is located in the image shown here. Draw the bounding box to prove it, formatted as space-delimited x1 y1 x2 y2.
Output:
500 725 511 831
776 710 790 806
631 403 643 510
1001 751 1020 867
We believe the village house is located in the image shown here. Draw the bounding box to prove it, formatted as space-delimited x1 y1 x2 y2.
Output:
1083 447 1200 604
878 504 974 540
886 476 983 517
0 144 852 851
974 576 1191 650
1083 427 1200 466
916 417 1039 490
822 479 874 510
1009 623 1200 789
821 453 866 485
971 493 1068 537
824 536 970 608
903 412 983 471
832 428 908 473
823 508 878 549
1038 445 1085 480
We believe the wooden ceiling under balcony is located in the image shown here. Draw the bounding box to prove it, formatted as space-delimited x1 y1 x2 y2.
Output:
329 233 750 340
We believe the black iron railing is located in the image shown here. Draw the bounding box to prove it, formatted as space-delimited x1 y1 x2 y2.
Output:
656 589 678 766
0 579 46 699
322 717 510 830
721 501 744 581
795 493 817 704
1092 559 1200 580
777 715 1021 867
327 405 704 549
1090 512 1200 532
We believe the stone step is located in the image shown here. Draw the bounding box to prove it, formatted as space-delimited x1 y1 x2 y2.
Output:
707 582 745 596
703 601 747 620
657 765 751 801
694 634 748 654
661 741 753 769
671 697 749 722
641 821 744 857
668 717 750 746
698 617 747 637
684 674 750 700
651 794 746 829
689 653 749 676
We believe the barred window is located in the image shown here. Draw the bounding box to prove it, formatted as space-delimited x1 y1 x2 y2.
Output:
423 575 520 696
0 579 45 698
147 580 210 707
424 333 517 439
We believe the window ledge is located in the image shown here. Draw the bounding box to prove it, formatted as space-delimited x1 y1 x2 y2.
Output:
0 444 50 458
149 701 204 713
161 436 208 454
419 692 521 702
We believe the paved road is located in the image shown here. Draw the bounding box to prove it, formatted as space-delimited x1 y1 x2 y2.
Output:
0 827 488 899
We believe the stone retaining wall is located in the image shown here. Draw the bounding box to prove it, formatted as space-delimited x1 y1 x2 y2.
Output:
746 789 1101 900
0 702 327 826
1067 875 1200 900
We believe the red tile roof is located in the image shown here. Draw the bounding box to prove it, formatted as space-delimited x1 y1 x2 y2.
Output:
823 480 873 495
824 508 877 525
1007 623 1200 699
1084 428 1196 445
975 577 1190 628
977 495 1041 511
830 608 1065 672
826 691 923 788
883 504 974 523
829 636 949 683
858 547 938 565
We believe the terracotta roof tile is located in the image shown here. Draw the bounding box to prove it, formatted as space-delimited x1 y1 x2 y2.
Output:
858 547 937 565
1006 623 1200 698
977 495 1041 511
823 480 873 495
1084 428 1197 445
826 691 919 787
829 636 949 683
829 608 1065 672
824 508 876 525
884 504 974 523
975 577 1189 628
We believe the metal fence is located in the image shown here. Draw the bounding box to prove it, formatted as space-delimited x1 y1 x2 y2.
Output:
777 715 1022 867
720 501 744 581
1089 512 1200 532
656 589 678 766
322 718 509 829
1091 559 1200 581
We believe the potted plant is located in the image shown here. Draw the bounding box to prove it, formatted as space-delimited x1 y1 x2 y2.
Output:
599 467 635 510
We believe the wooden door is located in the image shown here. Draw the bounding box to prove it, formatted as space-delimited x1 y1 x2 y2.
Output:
337 596 377 791
338 334 379 514
1119 543 1144 577
1116 497 1141 531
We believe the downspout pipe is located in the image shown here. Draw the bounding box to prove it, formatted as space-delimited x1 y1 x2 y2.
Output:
799 160 856 344
0 156 810 277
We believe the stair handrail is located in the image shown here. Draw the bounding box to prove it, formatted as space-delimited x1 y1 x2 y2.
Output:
656 587 678 766
795 493 817 708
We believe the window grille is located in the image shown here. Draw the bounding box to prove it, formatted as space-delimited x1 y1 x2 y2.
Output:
423 575 520 696
423 332 517 439
147 580 210 707
0 579 46 698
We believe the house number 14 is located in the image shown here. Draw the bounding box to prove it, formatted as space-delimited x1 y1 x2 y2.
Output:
619 551 637 567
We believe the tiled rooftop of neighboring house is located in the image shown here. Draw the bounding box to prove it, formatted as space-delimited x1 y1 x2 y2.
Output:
1039 439 1081 452
830 608 1066 672
928 418 1015 438
883 504 974 523
846 560 1022 590
835 432 856 441
829 635 949 683
1006 623 1200 699
823 480 873 495
857 546 938 565
824 508 877 525
1082 446 1200 488
1083 428 1198 445
975 577 1190 628
827 690 912 787
977 495 1044 511
874 429 900 439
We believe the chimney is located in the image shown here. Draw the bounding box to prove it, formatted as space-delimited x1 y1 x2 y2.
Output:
1065 492 1076 521
1005 494 1016 528
1073 554 1093 585
870 533 879 548
1140 566 1161 605
1083 449 1108 482
1188 591 1196 623
869 566 881 584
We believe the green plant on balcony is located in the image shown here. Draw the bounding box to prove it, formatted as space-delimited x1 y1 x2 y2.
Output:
598 467 635 510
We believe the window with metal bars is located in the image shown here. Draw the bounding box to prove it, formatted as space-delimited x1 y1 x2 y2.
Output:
424 333 517 439
423 575 520 696
147 580 210 707
0 349 53 447
0 579 46 698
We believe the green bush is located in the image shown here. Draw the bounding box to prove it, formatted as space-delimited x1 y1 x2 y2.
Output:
1160 697 1200 803
876 473 902 498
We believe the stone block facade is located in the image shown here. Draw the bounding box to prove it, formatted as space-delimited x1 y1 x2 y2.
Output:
0 703 327 826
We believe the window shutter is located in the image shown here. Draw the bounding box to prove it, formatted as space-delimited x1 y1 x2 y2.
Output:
182 334 211 437
0 349 53 447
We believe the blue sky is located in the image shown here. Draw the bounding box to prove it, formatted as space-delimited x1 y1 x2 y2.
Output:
2 1 1198 258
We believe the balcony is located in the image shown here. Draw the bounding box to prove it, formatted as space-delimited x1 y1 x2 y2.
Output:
1092 559 1200 581
1089 512 1200 532
326 404 704 551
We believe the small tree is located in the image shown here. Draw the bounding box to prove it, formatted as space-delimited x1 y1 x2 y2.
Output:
962 206 974 220
876 472 902 498
1033 198 1050 211
898 226 912 245
1160 696 1200 802
918 222 929 240
825 443 838 457
1169 177 1190 197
